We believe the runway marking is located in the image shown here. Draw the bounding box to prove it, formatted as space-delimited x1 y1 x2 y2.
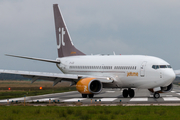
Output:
176 93 180 95
63 98 86 102
99 98 117 101
0 97 24 102
171 91 176 92
163 97 180 101
160 95 173 97
149 95 153 97
165 95 173 97
130 98 148 101
28 98 57 102
106 91 115 93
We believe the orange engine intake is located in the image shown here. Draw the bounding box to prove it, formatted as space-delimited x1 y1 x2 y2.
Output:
76 78 102 94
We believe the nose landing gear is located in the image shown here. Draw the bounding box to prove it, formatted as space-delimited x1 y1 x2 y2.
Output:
122 88 135 98
153 92 160 99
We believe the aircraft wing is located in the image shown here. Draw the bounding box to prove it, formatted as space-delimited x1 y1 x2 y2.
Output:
0 69 113 86
174 70 180 75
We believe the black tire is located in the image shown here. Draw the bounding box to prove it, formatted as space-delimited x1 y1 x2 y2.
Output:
88 94 94 98
82 94 87 98
123 89 128 98
129 89 135 98
154 92 160 99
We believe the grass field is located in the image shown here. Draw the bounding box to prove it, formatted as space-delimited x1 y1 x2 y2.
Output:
0 106 180 120
0 80 70 88
1 81 180 120
0 80 76 99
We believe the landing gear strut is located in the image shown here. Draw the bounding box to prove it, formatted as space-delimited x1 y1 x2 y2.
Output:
88 94 94 98
122 88 135 98
153 92 160 99
82 94 94 98
82 94 87 98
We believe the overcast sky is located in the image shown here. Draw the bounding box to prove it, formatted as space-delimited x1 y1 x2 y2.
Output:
0 0 180 72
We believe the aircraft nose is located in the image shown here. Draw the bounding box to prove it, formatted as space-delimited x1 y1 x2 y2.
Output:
164 70 176 84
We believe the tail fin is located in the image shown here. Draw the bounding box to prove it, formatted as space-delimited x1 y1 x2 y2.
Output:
53 4 85 58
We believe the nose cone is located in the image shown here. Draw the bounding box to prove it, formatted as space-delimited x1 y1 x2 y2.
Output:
163 70 176 86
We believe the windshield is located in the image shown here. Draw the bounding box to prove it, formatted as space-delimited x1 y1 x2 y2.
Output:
152 65 172 69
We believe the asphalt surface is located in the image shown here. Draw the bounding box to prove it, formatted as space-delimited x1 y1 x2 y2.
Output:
1 85 180 105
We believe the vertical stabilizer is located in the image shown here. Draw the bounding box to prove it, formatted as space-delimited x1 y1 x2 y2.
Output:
53 4 85 58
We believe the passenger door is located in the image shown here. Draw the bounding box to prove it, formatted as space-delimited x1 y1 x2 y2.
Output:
140 61 147 77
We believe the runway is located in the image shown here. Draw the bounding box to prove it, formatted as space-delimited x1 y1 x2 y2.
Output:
1 85 180 105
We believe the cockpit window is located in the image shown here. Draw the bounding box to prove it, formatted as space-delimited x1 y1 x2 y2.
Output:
152 65 171 69
167 65 172 68
156 65 159 69
152 65 159 69
160 65 167 68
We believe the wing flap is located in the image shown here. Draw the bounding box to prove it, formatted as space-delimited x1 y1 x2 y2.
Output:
98 79 113 83
0 69 114 84
78 75 114 83
0 69 78 80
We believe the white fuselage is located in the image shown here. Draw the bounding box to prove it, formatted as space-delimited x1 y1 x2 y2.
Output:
57 55 175 89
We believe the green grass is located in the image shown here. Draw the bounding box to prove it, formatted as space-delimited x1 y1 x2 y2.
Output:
0 87 76 99
0 106 180 120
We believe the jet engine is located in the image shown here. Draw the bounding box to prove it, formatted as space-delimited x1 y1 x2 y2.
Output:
76 78 103 94
160 83 173 93
148 83 173 93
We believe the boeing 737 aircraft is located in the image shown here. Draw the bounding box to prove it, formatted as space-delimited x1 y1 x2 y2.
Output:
1 4 180 99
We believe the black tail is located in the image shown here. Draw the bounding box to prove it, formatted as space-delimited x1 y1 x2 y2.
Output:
53 4 85 58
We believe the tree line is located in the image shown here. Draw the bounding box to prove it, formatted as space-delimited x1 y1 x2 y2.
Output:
0 73 30 80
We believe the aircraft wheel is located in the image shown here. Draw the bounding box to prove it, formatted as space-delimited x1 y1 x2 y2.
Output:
88 94 94 98
129 89 135 98
82 94 87 98
153 92 160 99
123 89 128 98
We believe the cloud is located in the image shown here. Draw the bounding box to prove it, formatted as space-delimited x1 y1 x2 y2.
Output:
0 0 180 72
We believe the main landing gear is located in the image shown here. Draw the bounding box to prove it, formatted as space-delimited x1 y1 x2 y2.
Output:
82 94 94 98
122 88 135 98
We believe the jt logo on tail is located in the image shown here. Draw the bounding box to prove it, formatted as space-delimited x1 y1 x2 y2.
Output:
57 27 66 49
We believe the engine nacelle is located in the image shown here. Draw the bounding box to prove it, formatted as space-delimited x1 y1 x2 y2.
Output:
148 83 173 93
161 83 173 93
76 78 102 94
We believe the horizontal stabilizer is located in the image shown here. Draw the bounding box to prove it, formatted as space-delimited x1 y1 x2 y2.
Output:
5 54 60 64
